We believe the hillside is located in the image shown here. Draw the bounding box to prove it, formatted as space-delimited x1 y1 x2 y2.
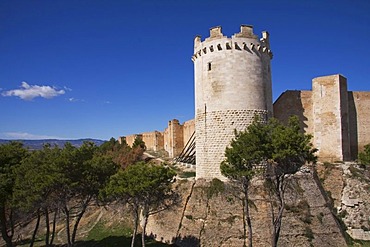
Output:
2 163 370 246
0 139 106 150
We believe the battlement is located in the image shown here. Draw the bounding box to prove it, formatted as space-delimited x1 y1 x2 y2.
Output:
192 25 272 61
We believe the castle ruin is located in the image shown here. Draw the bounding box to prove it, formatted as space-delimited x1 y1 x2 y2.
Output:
120 25 370 180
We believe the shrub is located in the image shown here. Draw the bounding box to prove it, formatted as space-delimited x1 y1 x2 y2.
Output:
304 226 314 241
359 144 370 165
206 178 225 198
317 212 324 224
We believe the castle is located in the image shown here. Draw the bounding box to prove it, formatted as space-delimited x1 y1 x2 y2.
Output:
120 25 370 180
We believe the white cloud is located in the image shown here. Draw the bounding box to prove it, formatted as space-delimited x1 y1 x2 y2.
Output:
68 97 85 103
1 132 63 140
1 81 65 100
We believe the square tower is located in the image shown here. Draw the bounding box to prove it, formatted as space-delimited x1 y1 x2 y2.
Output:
312 74 351 161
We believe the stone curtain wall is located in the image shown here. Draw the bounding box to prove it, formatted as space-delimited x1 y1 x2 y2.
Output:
349 91 370 156
273 74 370 162
142 131 164 152
164 119 185 158
273 90 313 134
183 119 195 148
125 134 141 147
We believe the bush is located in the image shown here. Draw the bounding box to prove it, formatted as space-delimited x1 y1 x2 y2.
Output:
206 178 225 198
304 226 314 241
317 212 324 224
359 144 370 165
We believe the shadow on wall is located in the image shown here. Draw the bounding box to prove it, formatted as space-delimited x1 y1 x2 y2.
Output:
173 235 200 247
273 90 309 132
348 92 358 160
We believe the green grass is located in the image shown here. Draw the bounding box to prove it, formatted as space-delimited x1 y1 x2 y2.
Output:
348 239 370 247
17 221 175 247
75 221 174 247
86 221 132 241
178 171 196 178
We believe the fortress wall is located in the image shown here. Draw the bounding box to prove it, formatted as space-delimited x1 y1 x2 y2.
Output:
142 131 164 152
182 119 195 147
312 74 350 162
164 119 184 158
125 134 142 147
349 91 370 158
117 136 126 145
273 75 370 162
273 90 313 134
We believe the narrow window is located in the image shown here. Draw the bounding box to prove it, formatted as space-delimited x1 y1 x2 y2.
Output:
208 62 212 71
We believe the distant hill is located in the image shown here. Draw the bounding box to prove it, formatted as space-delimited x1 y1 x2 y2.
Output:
0 138 106 150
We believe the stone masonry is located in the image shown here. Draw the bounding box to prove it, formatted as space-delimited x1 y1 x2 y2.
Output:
193 25 273 180
274 74 370 162
122 119 194 158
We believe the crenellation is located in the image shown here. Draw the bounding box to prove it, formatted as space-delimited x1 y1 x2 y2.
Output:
233 24 257 39
208 26 224 40
192 42 271 61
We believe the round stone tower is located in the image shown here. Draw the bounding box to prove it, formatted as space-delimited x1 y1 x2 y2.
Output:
192 25 273 180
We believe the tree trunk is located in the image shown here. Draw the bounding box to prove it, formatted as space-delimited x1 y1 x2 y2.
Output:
64 206 72 247
49 209 58 246
30 209 41 247
71 197 91 244
140 205 149 247
271 175 285 247
0 206 13 247
45 207 50 246
243 180 253 247
9 210 14 244
131 206 139 247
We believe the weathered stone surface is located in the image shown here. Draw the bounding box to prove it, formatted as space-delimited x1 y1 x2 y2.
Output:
274 75 370 163
318 162 370 242
147 168 347 246
193 25 273 181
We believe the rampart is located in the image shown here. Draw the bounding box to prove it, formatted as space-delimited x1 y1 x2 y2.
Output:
274 74 370 162
122 119 195 158
142 131 164 152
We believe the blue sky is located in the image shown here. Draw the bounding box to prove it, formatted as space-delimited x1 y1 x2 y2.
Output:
1 0 369 140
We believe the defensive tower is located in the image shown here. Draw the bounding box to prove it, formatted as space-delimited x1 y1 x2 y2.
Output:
192 25 273 180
